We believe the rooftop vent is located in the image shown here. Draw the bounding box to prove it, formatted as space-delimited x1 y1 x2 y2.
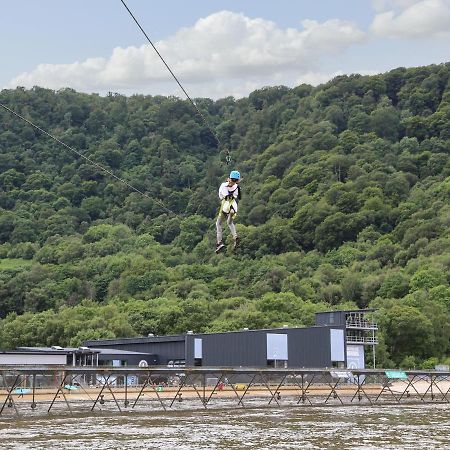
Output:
147 333 154 337
243 327 249 331
282 325 289 328
187 330 194 334
51 345 63 350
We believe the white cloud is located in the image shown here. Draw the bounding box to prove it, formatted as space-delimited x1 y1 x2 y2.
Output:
371 0 450 38
7 11 365 98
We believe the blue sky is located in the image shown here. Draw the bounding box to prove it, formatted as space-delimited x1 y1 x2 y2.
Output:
1 0 449 98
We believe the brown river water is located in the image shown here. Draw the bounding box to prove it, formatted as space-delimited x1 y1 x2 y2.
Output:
0 403 448 449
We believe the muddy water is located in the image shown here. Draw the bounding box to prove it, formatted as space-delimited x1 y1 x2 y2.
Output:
0 404 448 449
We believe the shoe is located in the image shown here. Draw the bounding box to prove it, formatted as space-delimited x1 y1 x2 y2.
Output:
215 242 225 253
232 236 240 250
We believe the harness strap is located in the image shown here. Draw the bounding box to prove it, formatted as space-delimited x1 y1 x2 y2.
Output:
219 198 237 218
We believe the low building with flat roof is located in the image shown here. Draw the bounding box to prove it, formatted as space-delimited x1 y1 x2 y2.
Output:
10 347 157 367
0 348 69 366
85 309 378 369
1 310 377 369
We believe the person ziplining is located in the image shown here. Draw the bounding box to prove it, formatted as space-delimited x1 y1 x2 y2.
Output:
121 0 245 254
2 1 246 255
216 170 241 253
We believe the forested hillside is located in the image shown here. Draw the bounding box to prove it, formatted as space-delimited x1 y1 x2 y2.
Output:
0 63 449 368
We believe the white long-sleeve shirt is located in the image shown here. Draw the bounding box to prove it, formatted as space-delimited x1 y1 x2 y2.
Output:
218 182 239 200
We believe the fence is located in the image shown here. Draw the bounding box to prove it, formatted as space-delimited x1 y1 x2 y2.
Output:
0 366 448 417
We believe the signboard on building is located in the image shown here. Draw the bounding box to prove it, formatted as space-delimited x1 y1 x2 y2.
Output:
266 333 288 360
330 329 345 362
194 338 203 359
346 344 365 369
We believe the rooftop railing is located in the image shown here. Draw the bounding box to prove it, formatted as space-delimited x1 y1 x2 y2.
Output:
346 319 378 330
346 335 378 344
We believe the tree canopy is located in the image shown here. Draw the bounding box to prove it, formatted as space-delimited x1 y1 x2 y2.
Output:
1 63 450 368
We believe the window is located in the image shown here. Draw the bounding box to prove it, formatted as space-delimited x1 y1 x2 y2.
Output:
267 359 288 368
332 361 344 369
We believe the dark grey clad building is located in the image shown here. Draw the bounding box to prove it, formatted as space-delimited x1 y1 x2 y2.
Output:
85 309 378 370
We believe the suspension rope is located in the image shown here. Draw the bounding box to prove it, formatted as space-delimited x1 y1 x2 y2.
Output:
0 102 176 216
119 0 232 165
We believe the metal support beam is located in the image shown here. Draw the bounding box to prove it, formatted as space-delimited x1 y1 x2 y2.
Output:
48 371 72 414
0 373 21 417
0 366 446 415
350 374 372 405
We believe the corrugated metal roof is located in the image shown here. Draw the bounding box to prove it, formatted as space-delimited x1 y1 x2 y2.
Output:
18 346 100 354
90 348 153 355
1 348 68 355
85 335 186 346
84 324 342 346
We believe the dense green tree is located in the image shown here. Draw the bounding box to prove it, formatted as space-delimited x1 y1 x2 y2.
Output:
0 63 449 366
380 305 434 363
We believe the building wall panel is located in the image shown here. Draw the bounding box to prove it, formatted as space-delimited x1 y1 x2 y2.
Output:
0 354 66 365
91 341 185 365
187 327 344 368
87 325 347 368
330 329 345 362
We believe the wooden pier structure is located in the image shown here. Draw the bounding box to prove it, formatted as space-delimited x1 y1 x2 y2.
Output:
0 366 448 417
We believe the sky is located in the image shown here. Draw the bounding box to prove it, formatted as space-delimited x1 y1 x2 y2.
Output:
1 0 449 99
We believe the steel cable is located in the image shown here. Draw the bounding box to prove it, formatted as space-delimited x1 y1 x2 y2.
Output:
119 0 232 164
0 102 176 216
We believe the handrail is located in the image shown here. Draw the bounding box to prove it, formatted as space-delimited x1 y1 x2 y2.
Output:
346 319 378 329
0 366 445 376
346 336 378 344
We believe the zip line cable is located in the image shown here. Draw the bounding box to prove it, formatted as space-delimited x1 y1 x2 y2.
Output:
0 102 176 216
119 0 232 165
1 2 233 219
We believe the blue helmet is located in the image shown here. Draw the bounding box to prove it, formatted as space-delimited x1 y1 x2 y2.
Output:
229 170 241 180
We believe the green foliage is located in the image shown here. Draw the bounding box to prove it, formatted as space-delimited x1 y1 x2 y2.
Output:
0 258 33 270
0 301 135 348
381 305 433 363
1 63 450 366
409 267 447 292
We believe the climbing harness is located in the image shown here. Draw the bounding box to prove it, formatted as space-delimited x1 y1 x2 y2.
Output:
221 195 238 216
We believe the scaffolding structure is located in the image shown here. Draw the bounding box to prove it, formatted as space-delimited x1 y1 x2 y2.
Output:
0 366 448 417
344 310 378 367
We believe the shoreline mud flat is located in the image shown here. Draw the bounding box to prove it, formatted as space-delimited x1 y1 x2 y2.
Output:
0 403 449 450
